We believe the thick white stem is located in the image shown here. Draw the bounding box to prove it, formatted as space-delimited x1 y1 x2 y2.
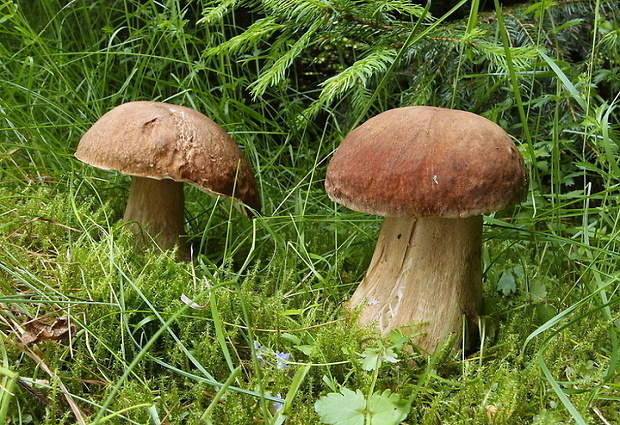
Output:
349 215 483 352
123 176 189 259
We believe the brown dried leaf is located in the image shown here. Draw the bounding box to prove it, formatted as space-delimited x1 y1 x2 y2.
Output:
21 316 75 345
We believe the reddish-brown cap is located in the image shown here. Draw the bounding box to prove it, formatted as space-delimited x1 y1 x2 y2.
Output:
325 106 527 218
76 101 260 212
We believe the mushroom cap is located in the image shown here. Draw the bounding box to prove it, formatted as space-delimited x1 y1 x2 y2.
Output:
76 101 260 212
325 106 527 218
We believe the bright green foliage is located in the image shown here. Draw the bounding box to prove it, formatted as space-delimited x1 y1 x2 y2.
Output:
315 388 410 425
360 346 399 371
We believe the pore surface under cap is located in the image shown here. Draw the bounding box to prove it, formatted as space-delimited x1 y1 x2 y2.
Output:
325 106 527 218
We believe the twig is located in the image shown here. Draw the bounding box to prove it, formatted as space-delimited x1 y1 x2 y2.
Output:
6 216 82 238
223 317 344 332
592 406 612 425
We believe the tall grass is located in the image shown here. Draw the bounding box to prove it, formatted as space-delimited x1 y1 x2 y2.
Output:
1 0 619 423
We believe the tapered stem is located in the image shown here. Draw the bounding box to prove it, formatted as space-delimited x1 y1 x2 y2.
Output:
349 215 483 352
123 176 189 259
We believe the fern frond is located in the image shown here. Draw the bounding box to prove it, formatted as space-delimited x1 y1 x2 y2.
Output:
249 20 323 97
203 17 285 57
598 28 620 53
317 48 398 106
367 0 429 21
349 84 373 116
475 41 538 74
260 0 332 24
198 0 239 25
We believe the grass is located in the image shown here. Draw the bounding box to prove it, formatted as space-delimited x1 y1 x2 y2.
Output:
1 0 619 424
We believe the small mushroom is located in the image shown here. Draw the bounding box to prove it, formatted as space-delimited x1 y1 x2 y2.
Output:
76 101 260 259
325 106 527 352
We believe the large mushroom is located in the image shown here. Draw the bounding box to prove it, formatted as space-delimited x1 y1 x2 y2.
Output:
76 101 260 259
325 106 527 352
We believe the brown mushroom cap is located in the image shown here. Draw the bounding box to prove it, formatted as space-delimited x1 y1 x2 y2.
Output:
325 106 527 218
75 101 260 212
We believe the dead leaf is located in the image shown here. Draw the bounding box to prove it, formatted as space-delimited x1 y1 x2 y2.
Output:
17 378 51 406
180 294 209 310
21 315 76 345
486 405 498 422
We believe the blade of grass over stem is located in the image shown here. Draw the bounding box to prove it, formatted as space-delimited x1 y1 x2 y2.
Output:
116 264 222 383
537 49 588 111
200 366 242 425
14 377 146 425
95 403 154 424
598 97 620 176
234 276 271 419
280 364 312 419
136 356 285 404
537 343 587 425
208 282 237 374
493 0 540 190
91 299 196 424
526 276 620 424
0 365 18 424
466 0 481 33
522 267 618 352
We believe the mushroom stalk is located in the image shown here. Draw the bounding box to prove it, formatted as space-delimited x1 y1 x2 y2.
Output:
349 215 483 351
123 176 188 257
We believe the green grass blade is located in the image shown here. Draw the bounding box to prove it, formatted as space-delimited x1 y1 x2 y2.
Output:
200 366 242 424
272 364 312 424
599 99 620 176
0 365 18 424
493 0 538 185
537 347 587 425
537 49 588 111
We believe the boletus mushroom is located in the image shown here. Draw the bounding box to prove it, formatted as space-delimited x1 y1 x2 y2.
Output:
76 101 260 260
325 106 527 352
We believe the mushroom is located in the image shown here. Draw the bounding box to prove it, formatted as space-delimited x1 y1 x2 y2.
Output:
76 101 260 259
325 106 527 352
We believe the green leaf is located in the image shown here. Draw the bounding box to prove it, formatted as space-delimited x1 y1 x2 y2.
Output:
497 271 516 296
368 390 410 424
360 346 399 371
315 388 366 425
529 278 547 301
360 348 381 371
537 48 587 111
315 388 410 425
